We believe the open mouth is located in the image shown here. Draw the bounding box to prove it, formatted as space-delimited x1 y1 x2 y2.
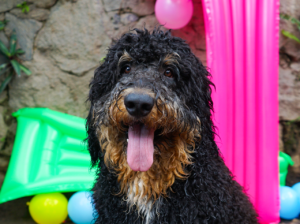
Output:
126 122 155 172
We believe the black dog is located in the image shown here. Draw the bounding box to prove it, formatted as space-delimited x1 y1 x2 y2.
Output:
86 28 258 224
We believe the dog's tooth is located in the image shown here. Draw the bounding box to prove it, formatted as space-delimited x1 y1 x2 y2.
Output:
127 139 128 142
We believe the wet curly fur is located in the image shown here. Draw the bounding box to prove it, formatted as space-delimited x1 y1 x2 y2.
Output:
86 28 258 224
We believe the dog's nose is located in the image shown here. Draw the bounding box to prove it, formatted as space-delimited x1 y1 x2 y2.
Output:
124 93 154 118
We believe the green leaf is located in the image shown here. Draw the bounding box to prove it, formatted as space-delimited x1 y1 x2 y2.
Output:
20 64 31 75
282 30 300 44
15 49 25 55
0 63 7 70
280 13 290 20
0 63 9 77
9 32 17 56
0 71 13 95
290 17 300 31
17 2 30 14
25 5 30 13
280 13 300 31
0 20 8 31
11 60 21 76
291 17 300 25
0 41 11 57
100 56 106 63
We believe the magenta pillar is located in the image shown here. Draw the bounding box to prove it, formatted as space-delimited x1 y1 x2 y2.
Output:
201 0 280 223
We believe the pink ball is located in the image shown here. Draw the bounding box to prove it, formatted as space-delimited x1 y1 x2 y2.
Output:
155 0 193 29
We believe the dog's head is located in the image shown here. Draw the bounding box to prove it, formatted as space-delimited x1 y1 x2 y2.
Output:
87 28 214 201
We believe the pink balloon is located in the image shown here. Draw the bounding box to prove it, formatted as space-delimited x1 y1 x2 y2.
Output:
155 0 193 29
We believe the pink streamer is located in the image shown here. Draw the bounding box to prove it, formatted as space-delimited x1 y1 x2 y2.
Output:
201 0 280 223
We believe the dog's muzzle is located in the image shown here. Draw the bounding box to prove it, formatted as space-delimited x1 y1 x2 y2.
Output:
124 93 155 172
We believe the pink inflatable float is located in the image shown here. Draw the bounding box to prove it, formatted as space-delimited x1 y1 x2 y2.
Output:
201 0 280 223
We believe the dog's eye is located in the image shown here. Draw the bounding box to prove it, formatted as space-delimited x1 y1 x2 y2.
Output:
164 69 173 78
124 66 131 74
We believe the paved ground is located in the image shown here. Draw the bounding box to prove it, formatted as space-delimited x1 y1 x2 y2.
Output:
281 219 300 224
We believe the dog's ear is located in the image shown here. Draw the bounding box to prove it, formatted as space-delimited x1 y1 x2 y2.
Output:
176 51 215 141
86 52 121 166
88 57 120 104
86 105 101 167
177 54 214 115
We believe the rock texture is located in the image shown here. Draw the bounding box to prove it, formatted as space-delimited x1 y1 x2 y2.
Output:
102 0 155 16
10 7 50 21
0 0 24 13
279 64 300 120
29 0 57 9
279 0 300 121
35 0 110 75
9 51 94 118
280 0 300 61
0 106 7 150
0 32 9 65
7 0 177 118
280 0 300 198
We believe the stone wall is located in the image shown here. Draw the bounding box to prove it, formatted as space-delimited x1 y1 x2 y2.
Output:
279 0 300 186
0 0 206 195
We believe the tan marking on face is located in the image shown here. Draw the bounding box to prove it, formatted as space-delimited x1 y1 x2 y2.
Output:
163 52 180 66
118 50 133 66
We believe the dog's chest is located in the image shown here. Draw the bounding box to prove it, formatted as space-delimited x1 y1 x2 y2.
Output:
127 180 159 224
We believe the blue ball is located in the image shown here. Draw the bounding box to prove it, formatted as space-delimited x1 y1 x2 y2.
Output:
68 191 96 224
292 183 300 201
280 186 300 220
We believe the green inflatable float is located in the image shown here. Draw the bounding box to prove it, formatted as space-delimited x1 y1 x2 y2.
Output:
0 108 96 204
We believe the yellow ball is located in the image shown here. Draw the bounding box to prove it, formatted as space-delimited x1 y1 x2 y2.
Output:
28 193 68 224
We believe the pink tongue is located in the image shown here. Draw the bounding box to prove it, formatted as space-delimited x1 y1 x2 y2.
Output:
127 123 155 172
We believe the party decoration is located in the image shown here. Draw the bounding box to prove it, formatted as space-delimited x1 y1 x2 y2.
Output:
68 191 95 224
0 108 96 204
28 193 68 224
279 152 294 186
279 186 300 220
155 0 193 29
292 183 300 201
201 0 280 222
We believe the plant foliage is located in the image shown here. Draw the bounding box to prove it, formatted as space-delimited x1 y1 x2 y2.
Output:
0 20 8 31
0 31 31 94
280 13 300 44
16 1 30 14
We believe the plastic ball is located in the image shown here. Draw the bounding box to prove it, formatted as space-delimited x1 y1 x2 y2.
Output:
28 193 68 224
292 183 300 200
280 186 300 220
155 0 193 29
68 191 96 224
